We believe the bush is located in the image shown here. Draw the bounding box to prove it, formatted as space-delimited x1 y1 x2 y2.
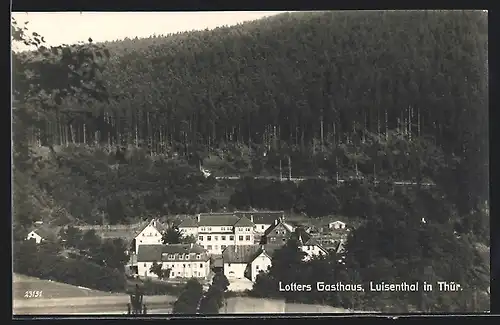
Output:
13 241 126 292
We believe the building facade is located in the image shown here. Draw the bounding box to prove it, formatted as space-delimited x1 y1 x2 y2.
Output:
234 211 285 234
222 244 279 282
261 217 295 245
178 213 256 255
134 219 165 254
137 243 210 279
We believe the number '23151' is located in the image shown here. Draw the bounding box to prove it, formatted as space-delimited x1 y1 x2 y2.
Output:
24 290 43 298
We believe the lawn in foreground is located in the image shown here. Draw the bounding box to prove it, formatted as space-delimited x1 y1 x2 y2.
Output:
13 273 120 300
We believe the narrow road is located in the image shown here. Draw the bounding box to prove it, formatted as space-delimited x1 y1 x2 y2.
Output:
214 175 435 187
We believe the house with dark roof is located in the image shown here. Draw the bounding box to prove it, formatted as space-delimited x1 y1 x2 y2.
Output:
178 213 256 255
291 228 329 261
261 217 295 245
137 243 210 279
222 244 280 282
133 219 166 254
234 211 285 233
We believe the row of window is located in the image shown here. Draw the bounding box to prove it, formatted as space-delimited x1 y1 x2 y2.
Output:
269 237 287 243
142 232 158 237
144 263 205 268
161 253 202 260
198 227 253 232
203 244 226 251
199 235 251 241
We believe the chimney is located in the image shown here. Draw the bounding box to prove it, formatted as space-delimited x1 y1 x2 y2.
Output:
274 219 278 226
250 215 254 223
152 219 157 227
197 214 200 222
190 243 193 249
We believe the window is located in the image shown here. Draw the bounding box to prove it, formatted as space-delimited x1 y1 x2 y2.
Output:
230 236 234 240
185 254 189 259
221 235 226 240
169 254 174 259
246 227 251 231
207 236 212 241
221 227 225 231
178 272 180 275
208 227 212 231
215 245 218 250
139 240 142 243
142 233 145 237
221 245 226 250
271 237 276 242
256 265 259 270
196 254 200 259
199 263 203 268
201 227 205 231
214 236 218 240
155 232 157 236
144 263 146 267
261 225 265 229
282 238 286 242
207 245 212 250
187 263 191 268
179 254 183 260
183 264 186 268
245 235 250 241
238 236 243 241
228 263 231 267
199 236 203 241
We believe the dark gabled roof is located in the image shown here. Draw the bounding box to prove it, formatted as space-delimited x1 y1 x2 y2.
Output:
263 218 293 237
198 213 239 227
198 213 255 227
222 245 262 264
137 244 208 262
235 211 285 224
178 218 198 228
233 216 254 227
134 219 166 237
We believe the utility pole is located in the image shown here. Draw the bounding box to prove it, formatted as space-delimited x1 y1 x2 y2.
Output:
288 155 292 180
279 159 282 181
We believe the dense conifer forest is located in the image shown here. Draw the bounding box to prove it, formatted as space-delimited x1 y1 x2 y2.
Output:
12 11 489 312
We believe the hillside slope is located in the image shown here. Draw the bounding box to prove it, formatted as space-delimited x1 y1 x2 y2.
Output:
30 10 487 210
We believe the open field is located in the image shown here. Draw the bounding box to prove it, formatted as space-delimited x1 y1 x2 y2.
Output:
13 274 121 300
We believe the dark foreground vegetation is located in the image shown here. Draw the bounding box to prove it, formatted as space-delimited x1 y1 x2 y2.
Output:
12 10 488 312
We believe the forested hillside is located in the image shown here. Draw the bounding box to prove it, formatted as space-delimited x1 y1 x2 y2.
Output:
20 11 488 214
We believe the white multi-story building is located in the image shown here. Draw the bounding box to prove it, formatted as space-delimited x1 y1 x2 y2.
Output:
137 243 210 279
133 219 165 254
178 213 256 255
234 211 285 234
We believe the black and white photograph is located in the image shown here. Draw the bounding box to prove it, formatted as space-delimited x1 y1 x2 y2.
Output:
12 10 489 315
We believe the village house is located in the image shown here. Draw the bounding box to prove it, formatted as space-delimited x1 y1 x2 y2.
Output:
137 243 210 279
222 244 281 282
261 217 295 245
132 219 166 255
178 213 256 255
328 220 346 230
291 228 329 261
26 226 57 244
234 211 285 234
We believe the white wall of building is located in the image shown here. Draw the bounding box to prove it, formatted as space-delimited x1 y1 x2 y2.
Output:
300 245 327 261
198 226 255 255
138 260 210 279
179 227 198 238
223 262 248 280
135 224 162 254
26 231 43 244
250 252 272 282
254 223 270 233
